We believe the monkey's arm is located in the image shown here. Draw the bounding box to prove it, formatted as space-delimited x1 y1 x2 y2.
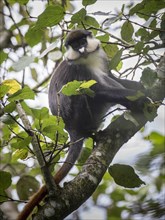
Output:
94 86 148 111
108 71 145 92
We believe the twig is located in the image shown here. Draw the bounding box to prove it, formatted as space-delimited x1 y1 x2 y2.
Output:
87 26 133 46
101 107 126 120
122 14 165 32
0 194 28 204
16 101 58 194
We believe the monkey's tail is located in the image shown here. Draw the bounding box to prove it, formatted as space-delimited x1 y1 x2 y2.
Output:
17 137 84 220
17 185 47 220
54 136 84 183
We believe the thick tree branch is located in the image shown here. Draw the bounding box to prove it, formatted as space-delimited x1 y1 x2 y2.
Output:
33 56 165 220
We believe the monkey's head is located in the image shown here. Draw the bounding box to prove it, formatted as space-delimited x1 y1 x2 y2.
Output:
65 29 101 63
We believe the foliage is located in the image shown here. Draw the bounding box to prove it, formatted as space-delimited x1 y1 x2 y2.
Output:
61 80 97 97
108 164 145 188
0 0 164 219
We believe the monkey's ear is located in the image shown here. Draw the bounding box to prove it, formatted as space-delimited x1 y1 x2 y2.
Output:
86 30 92 35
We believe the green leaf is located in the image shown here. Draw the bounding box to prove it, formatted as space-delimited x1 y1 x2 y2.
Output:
0 51 8 64
4 102 16 113
71 8 86 24
109 164 145 188
42 116 65 133
144 132 165 157
143 103 157 122
135 28 149 41
1 115 16 125
141 67 158 88
32 107 49 121
104 44 119 59
121 21 134 42
82 0 97 6
84 16 99 28
41 115 68 141
110 188 125 202
124 112 139 127
12 149 28 160
8 86 35 101
36 5 65 29
25 26 44 47
61 80 83 96
143 45 150 55
160 13 165 44
62 80 96 97
0 188 8 203
11 136 31 151
80 80 97 97
133 41 145 53
130 1 145 16
109 49 123 70
2 125 11 141
2 79 21 94
116 60 123 71
97 33 109 43
148 132 165 146
0 171 12 202
13 55 34 72
21 101 33 116
0 84 10 99
31 68 38 82
148 132 165 155
78 147 91 165
16 176 40 200
84 137 94 149
130 0 165 19
149 30 159 41
8 0 29 4
0 171 12 190
80 80 97 89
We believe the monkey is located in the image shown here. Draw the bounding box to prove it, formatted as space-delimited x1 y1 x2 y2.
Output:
17 29 148 220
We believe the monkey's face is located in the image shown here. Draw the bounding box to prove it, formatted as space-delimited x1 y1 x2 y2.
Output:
65 30 100 63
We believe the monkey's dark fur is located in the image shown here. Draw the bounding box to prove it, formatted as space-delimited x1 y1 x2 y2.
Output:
48 30 146 183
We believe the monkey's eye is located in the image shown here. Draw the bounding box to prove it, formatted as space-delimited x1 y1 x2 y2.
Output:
71 38 87 51
80 38 87 46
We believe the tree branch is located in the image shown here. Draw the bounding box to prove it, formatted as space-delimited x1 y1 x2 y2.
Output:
16 102 58 194
33 55 165 219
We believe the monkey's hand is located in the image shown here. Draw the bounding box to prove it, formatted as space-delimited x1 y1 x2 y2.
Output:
126 95 157 121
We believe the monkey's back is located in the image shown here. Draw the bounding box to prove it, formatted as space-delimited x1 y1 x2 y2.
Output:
48 60 115 136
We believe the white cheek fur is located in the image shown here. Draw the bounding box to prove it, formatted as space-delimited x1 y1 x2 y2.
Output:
65 37 100 61
86 37 100 53
65 46 80 60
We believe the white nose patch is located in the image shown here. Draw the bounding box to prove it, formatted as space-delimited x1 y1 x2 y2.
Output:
79 47 85 53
